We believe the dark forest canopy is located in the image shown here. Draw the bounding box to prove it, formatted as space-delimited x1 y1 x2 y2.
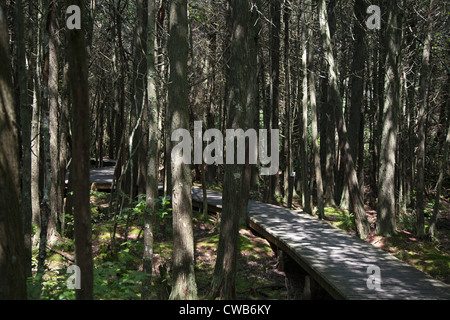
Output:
0 0 449 300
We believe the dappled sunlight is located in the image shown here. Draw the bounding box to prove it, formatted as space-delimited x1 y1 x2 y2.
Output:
248 201 450 299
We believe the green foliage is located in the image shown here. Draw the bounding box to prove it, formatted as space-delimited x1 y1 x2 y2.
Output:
27 270 75 300
28 240 147 300
337 210 355 232
398 211 416 233
122 194 172 222
324 207 355 232
90 189 109 200
154 195 172 221
93 243 147 300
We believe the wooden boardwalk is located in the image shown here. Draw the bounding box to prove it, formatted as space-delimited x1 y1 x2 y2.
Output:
191 185 450 300
84 168 450 300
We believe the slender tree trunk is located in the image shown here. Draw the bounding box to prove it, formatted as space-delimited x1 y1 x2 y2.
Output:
209 0 250 300
48 0 61 242
16 0 32 280
377 0 403 237
349 0 366 187
283 1 293 206
416 0 434 238
168 0 197 300
300 2 311 214
307 0 324 219
66 0 93 300
31 0 43 247
270 0 281 201
0 1 27 299
142 0 158 300
317 0 370 239
135 0 149 196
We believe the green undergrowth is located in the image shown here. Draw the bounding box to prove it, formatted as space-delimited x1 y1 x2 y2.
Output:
28 190 286 300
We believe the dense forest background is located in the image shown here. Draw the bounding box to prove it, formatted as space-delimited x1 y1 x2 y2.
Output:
0 0 449 300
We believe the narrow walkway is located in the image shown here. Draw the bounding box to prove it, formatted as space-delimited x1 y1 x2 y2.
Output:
192 185 450 300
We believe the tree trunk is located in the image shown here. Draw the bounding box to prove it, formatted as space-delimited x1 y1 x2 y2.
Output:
142 0 158 300
31 0 43 247
270 0 281 201
416 0 434 238
307 0 324 219
300 1 311 214
349 0 366 188
0 0 27 298
48 0 61 242
66 0 93 300
317 0 370 239
168 0 197 300
377 0 403 237
283 1 293 207
15 0 32 280
209 0 250 300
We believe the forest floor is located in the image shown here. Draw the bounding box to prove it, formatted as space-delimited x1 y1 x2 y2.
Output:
29 190 287 300
29 186 449 300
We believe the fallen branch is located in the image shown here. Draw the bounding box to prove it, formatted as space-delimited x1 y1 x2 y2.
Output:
46 245 75 263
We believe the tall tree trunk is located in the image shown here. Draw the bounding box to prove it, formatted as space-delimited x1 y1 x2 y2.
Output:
66 0 93 300
307 0 324 219
300 1 311 214
283 1 293 206
143 0 159 300
0 0 27 299
270 0 281 201
48 0 61 242
347 0 367 207
16 0 32 280
377 0 403 237
168 0 197 300
209 0 250 300
31 0 43 247
416 0 434 238
320 1 336 207
135 0 149 196
317 0 370 239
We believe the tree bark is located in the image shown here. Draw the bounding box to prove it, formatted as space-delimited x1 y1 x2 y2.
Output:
48 0 61 242
270 0 281 201
317 0 370 239
209 0 250 300
300 1 311 214
307 0 324 219
66 0 93 300
377 0 403 237
168 0 197 300
143 0 159 300
0 0 27 299
15 0 32 280
416 0 434 238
